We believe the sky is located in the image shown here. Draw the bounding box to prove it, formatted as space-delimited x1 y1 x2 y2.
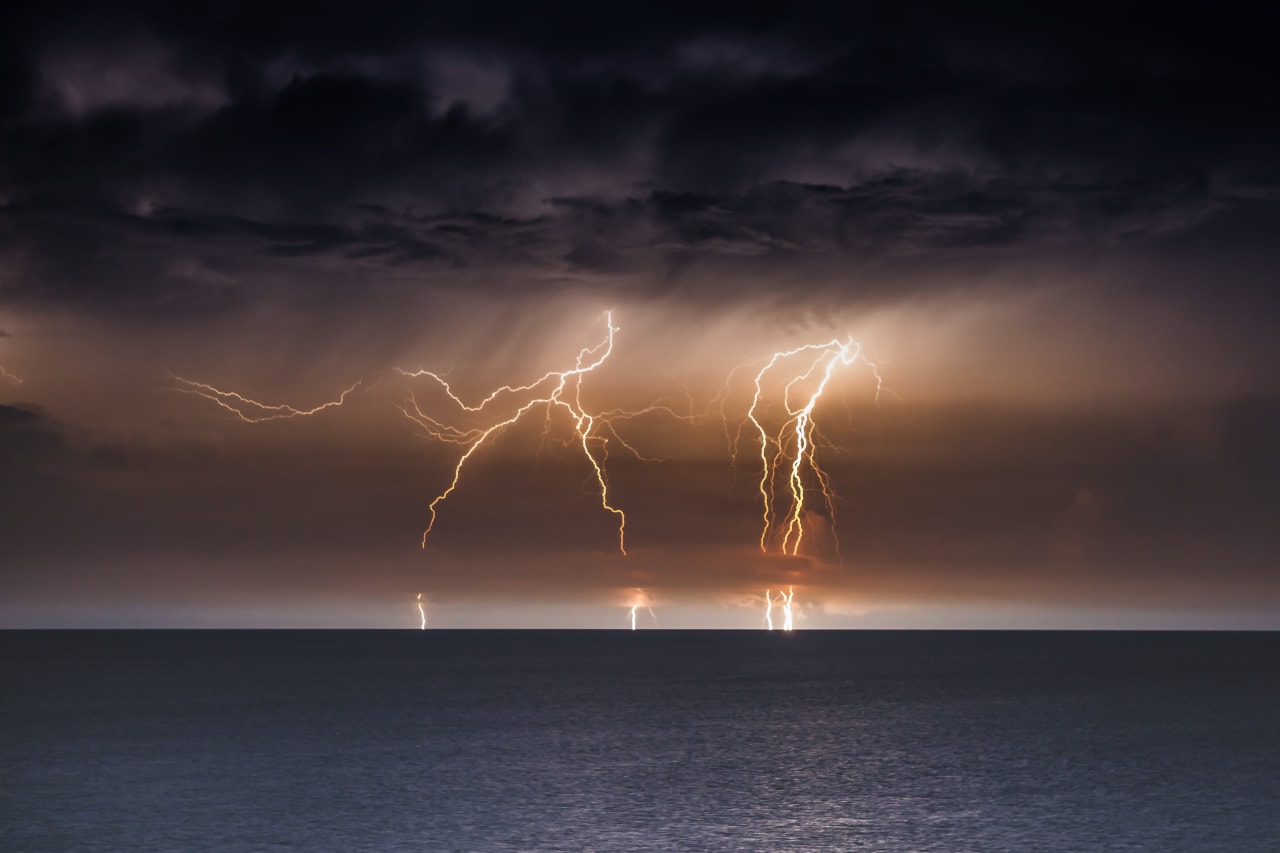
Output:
1 2 1278 628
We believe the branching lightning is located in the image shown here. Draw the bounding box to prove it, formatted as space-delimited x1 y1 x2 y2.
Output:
397 311 643 554
169 375 368 422
171 314 887 629
734 337 882 557
169 312 664 554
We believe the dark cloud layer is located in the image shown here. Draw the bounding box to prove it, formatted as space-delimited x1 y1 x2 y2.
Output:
1 1 1278 317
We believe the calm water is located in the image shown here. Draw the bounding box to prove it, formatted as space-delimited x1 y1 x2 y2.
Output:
2 631 1278 851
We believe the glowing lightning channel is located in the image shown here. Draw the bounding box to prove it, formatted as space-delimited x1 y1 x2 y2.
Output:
171 312 675 555
780 586 795 631
0 365 20 385
416 593 426 630
628 589 656 630
398 312 635 554
738 337 882 557
169 375 368 422
763 586 795 631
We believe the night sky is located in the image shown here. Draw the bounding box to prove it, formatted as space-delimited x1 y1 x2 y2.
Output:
2 2 1278 627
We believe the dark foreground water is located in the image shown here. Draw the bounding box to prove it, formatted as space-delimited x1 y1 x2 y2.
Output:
3 631 1278 852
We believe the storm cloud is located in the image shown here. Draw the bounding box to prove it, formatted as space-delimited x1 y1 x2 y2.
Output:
1 1 1277 626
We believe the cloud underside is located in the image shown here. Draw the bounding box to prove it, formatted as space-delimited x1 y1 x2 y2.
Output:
0 3 1278 318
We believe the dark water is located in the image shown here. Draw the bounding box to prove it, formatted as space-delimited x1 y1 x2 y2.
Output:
3 631 1278 852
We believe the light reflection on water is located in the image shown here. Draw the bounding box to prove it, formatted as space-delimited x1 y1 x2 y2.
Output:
3 630 1278 851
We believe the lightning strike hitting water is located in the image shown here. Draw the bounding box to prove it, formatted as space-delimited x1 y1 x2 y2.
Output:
628 589 656 629
779 586 795 631
416 593 426 630
398 312 638 554
737 338 882 557
763 586 795 631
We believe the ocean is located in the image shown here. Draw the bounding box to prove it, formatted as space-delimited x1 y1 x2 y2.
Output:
3 630 1278 851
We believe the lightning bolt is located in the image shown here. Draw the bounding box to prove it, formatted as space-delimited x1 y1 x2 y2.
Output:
398 311 635 554
168 375 368 422
780 585 795 631
416 593 426 630
0 365 20 385
171 315 886 591
170 312 672 555
628 588 656 630
735 338 882 557
762 586 796 631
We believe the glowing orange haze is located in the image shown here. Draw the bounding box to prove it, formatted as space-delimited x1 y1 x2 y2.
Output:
157 307 903 623
173 310 887 563
2 289 1276 628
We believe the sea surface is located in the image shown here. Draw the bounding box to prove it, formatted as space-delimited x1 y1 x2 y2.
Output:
2 630 1278 852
